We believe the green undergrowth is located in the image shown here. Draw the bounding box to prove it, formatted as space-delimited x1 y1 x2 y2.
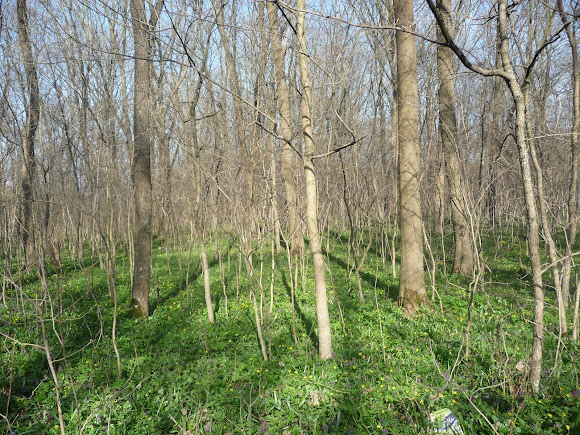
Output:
1 227 579 434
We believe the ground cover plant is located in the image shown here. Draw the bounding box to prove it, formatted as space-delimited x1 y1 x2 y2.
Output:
1 227 579 434
4 0 580 432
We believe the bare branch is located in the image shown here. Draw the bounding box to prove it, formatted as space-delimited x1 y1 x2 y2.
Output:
425 0 508 78
313 135 366 160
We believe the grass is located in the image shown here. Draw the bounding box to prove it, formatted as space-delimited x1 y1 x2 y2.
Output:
1 227 579 434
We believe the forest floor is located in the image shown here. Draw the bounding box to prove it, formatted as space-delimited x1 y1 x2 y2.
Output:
1 227 579 434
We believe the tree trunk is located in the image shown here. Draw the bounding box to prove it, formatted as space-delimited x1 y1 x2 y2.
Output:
129 0 164 318
192 102 215 324
394 0 427 316
266 0 304 256
495 0 544 395
434 131 445 235
436 0 474 276
558 0 580 307
296 0 332 359
487 46 503 227
428 0 545 394
17 0 40 269
216 2 254 225
526 88 566 336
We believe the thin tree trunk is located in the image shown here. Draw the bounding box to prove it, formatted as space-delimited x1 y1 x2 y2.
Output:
434 131 445 235
191 103 215 324
216 2 254 226
295 0 332 359
37 253 66 435
376 0 399 278
394 0 427 316
189 30 214 324
527 94 566 336
573 275 580 340
428 0 545 395
558 0 580 307
17 0 40 269
496 1 544 395
269 115 282 253
487 46 503 227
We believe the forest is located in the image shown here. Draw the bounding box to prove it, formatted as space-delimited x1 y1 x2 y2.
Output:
1 0 580 433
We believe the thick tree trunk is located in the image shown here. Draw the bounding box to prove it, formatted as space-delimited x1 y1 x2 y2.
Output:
266 0 304 256
296 0 332 359
129 0 164 318
394 0 427 316
436 0 474 276
17 0 40 269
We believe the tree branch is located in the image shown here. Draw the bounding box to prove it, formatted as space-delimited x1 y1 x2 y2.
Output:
313 135 366 160
426 0 509 79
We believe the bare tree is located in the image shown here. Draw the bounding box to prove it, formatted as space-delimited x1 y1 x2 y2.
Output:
190 34 215 325
428 0 550 395
266 0 304 256
394 0 427 316
558 0 580 315
295 0 332 359
17 0 40 269
215 0 255 225
436 0 474 276
129 0 165 318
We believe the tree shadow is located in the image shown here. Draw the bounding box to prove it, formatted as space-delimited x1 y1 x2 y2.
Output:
150 244 227 315
326 228 397 270
321 245 398 301
277 258 318 348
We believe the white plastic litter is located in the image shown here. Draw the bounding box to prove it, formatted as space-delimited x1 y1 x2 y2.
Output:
429 408 465 434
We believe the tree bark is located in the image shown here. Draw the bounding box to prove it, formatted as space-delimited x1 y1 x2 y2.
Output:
496 0 544 395
558 0 580 308
394 0 427 316
436 0 474 276
216 2 255 223
17 0 40 269
266 0 304 256
487 45 503 227
191 96 215 324
129 0 164 318
526 88 566 336
296 0 332 359
427 0 545 394
434 131 445 235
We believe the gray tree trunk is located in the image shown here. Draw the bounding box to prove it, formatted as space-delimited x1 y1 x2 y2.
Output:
434 132 445 235
17 0 40 269
428 0 545 395
496 0 544 396
558 0 580 308
128 0 164 318
436 0 474 276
